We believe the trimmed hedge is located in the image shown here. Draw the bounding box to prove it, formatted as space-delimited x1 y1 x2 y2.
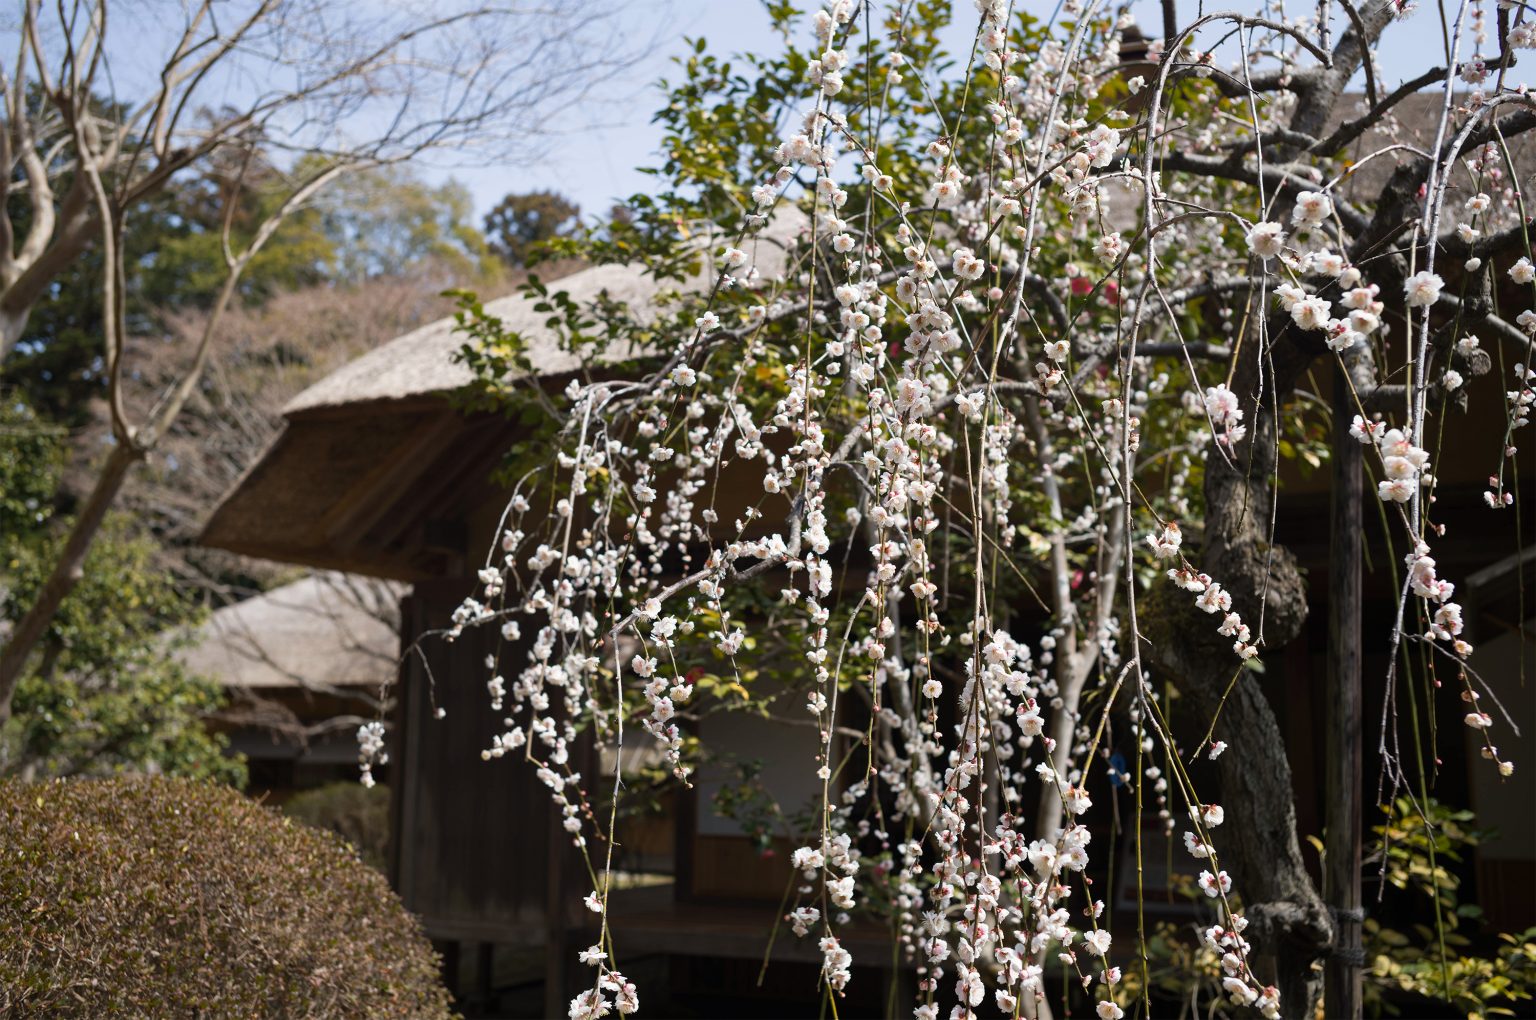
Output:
0 776 454 1018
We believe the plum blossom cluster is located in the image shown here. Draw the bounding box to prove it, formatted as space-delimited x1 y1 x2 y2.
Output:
1199 383 1247 449
1354 425 1434 506
567 964 639 1019
355 720 386 789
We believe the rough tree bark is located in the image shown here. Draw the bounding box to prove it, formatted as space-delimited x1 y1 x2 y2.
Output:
1144 318 1333 1013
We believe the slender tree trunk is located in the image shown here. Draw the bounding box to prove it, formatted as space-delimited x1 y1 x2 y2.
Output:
1325 364 1365 1018
0 441 140 723
0 305 29 362
0 155 328 728
0 198 97 364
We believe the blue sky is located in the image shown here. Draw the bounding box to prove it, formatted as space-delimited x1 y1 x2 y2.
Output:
0 0 1463 224
426 0 1459 222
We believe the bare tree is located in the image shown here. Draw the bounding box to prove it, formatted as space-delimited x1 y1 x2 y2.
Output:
0 0 632 722
128 268 464 589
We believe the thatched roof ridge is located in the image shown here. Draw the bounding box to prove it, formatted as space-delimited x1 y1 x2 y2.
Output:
196 213 805 573
284 261 661 415
1334 91 1536 200
284 213 806 416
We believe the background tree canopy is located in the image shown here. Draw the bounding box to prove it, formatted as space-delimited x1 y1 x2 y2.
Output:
484 188 583 266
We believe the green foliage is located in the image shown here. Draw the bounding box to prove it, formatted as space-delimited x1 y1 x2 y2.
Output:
282 781 392 871
484 189 582 267
1364 798 1536 1019
449 287 537 388
1 517 243 784
321 165 495 282
0 399 63 536
0 398 241 783
0 776 453 1018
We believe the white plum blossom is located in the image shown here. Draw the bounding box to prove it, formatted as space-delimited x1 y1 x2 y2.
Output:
1289 295 1332 332
1246 221 1286 258
1147 521 1182 558
1291 190 1333 224
1403 271 1444 308
1199 870 1233 897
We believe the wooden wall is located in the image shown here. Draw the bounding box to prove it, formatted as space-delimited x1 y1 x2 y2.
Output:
390 579 587 944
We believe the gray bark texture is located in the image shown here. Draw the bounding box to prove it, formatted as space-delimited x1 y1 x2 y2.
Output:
1143 319 1333 1014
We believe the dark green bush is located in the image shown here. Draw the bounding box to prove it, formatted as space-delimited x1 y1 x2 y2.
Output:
282 781 391 871
0 775 453 1018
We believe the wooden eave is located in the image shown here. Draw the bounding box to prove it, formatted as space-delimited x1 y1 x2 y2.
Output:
199 395 517 580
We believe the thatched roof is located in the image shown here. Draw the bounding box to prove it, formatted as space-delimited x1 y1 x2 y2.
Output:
1334 91 1536 202
176 573 405 690
283 214 805 415
199 215 804 577
285 262 665 415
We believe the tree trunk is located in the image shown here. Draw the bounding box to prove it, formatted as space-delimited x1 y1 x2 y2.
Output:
0 304 29 362
0 197 97 365
0 442 141 724
1144 321 1332 1014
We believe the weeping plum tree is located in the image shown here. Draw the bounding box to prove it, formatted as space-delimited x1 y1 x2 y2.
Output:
408 1 1536 1016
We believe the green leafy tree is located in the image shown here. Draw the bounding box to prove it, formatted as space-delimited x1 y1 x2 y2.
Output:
483 189 582 266
0 397 242 783
319 166 496 283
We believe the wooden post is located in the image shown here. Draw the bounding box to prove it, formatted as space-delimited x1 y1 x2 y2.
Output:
1325 364 1365 1018
544 742 570 1020
474 942 494 1011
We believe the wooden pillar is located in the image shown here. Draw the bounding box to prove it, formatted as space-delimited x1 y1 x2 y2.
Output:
1325 365 1365 1018
474 942 494 1011
544 748 570 1019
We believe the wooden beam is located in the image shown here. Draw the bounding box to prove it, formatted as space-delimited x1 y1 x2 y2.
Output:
195 537 428 581
365 416 512 557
